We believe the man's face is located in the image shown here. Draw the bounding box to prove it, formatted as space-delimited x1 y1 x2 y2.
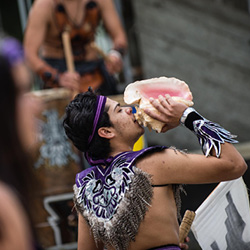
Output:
106 98 144 145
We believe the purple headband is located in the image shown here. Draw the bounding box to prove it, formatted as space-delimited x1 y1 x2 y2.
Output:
0 37 24 66
88 95 107 145
85 95 114 166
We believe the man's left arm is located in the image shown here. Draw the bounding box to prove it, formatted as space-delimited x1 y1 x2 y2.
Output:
99 0 128 74
99 0 127 51
78 215 104 250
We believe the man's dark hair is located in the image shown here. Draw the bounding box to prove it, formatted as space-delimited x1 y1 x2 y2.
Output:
63 89 113 160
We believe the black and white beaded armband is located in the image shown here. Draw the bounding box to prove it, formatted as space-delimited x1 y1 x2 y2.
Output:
180 108 238 157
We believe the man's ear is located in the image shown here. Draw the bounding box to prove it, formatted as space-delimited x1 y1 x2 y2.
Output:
98 127 114 139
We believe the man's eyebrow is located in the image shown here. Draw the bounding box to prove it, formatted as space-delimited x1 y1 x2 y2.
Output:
114 103 121 111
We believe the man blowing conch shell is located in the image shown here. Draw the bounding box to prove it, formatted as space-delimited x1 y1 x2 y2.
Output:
63 76 247 250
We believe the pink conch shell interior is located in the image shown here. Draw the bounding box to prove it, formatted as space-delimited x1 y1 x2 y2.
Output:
124 77 194 132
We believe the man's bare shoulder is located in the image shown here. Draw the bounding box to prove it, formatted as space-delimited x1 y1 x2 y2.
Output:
27 0 54 25
95 0 108 6
135 147 190 184
96 0 114 10
136 148 175 171
29 0 54 16
32 0 54 8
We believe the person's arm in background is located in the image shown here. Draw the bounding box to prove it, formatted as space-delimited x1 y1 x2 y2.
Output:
23 0 80 91
0 183 33 250
99 0 128 74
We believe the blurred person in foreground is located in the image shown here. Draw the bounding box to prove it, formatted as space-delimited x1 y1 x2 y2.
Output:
0 35 42 250
23 0 127 95
63 89 247 250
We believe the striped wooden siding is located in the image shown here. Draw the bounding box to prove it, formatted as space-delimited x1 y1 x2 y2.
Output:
132 0 250 150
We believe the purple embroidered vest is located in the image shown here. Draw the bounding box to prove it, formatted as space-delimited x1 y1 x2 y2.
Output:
73 146 166 250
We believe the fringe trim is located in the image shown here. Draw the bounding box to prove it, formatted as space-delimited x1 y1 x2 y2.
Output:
73 167 153 250
193 119 238 157
168 146 187 221
173 184 185 221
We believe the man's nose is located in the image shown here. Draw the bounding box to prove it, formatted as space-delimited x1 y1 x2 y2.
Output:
125 106 133 114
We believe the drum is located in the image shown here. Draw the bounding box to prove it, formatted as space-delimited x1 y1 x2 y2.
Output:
30 88 82 249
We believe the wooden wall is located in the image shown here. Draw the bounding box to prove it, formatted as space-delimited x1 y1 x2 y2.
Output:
132 0 250 151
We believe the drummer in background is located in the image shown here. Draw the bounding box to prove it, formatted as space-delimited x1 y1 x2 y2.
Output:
23 0 128 95
0 35 43 250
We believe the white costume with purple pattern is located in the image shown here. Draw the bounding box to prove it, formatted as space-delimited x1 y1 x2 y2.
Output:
73 146 166 250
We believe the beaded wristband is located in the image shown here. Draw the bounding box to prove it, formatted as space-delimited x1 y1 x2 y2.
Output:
109 49 122 60
180 107 238 157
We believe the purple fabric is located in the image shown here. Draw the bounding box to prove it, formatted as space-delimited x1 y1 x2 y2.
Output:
85 95 110 166
85 151 113 166
75 146 166 220
148 245 181 250
0 37 24 66
85 95 109 165
193 119 238 157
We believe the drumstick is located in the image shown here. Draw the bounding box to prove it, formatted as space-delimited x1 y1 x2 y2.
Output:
62 25 75 72
179 210 196 243
62 25 78 98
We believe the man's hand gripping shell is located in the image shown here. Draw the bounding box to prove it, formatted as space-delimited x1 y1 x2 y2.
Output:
144 94 188 133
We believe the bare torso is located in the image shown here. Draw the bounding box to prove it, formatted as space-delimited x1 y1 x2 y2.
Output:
40 0 102 61
128 185 179 250
24 0 127 92
103 153 180 250
104 185 179 250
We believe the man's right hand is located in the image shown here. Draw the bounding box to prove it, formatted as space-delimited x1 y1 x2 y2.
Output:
59 71 80 92
144 94 188 133
180 236 190 249
105 51 123 75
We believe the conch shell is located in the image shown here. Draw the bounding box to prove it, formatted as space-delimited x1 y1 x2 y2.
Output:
124 76 194 132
